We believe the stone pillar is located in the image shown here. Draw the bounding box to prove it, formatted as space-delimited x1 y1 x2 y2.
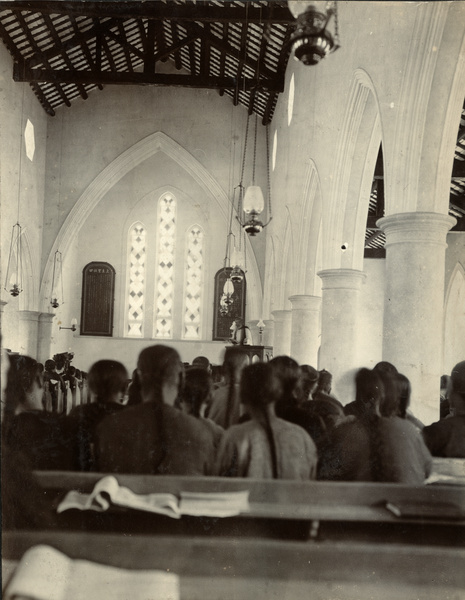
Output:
246 319 260 345
289 295 321 366
262 319 275 348
271 310 292 357
19 311 41 358
318 269 366 404
378 212 455 424
38 312 55 364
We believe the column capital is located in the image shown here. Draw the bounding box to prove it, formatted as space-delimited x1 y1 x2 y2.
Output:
377 212 456 246
39 312 56 324
18 310 42 323
271 309 292 324
263 319 275 329
318 269 366 291
289 294 321 311
0 300 7 312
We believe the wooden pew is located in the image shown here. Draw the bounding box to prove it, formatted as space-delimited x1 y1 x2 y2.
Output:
3 530 465 600
32 472 465 544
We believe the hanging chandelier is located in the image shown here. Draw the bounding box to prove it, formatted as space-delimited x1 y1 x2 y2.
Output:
50 249 64 309
237 114 272 236
288 1 340 66
4 223 23 297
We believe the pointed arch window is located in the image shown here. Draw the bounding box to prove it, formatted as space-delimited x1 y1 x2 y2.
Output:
126 222 146 337
183 225 204 339
154 194 176 338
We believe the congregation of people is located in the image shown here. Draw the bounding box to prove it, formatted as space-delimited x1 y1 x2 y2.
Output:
3 343 465 493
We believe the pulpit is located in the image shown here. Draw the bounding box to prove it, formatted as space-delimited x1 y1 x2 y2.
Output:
226 345 273 363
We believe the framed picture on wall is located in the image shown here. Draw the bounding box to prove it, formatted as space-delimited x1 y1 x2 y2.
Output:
212 267 246 341
80 262 116 336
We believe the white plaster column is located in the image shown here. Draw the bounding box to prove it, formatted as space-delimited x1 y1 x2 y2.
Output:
262 319 275 348
271 310 292 357
37 312 55 363
19 311 41 358
318 269 367 404
289 295 321 366
246 319 259 345
378 212 456 425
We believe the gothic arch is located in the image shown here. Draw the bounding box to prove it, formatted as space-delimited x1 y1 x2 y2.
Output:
444 263 465 373
297 160 323 295
326 68 383 271
39 131 262 317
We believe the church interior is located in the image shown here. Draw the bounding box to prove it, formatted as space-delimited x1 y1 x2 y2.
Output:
1 2 465 598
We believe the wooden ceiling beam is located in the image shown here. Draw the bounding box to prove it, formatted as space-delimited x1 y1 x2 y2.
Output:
13 64 283 91
170 21 183 71
452 159 465 178
69 15 103 89
0 3 294 25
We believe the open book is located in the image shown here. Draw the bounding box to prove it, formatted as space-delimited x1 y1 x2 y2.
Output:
4 544 179 600
57 475 250 519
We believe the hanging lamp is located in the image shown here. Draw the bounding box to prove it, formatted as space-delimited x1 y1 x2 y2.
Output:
4 223 23 297
50 249 64 309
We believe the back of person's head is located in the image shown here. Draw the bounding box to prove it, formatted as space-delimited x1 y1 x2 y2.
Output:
241 363 282 478
137 345 183 403
376 369 400 417
67 365 76 376
373 361 398 376
317 369 332 394
222 347 248 382
440 374 450 390
396 373 411 418
241 363 283 409
87 360 128 404
269 356 301 401
126 368 142 406
182 367 212 418
450 361 465 411
355 368 384 415
297 364 319 402
192 356 211 372
44 359 56 372
3 355 43 429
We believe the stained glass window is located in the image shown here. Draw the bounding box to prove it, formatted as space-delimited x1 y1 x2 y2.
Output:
154 194 176 338
126 223 146 337
183 225 204 339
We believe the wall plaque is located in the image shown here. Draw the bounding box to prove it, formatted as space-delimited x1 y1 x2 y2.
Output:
212 268 246 341
80 262 115 336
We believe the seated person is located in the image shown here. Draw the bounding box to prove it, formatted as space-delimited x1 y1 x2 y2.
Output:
95 345 216 475
3 354 73 470
208 347 249 429
126 369 143 406
180 367 224 448
1 349 57 529
396 372 423 430
319 368 432 483
422 360 465 457
313 369 342 405
43 358 66 414
67 360 128 471
297 364 319 403
215 363 317 479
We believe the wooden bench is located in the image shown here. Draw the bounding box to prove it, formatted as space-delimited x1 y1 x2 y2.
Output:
32 471 465 544
3 530 465 600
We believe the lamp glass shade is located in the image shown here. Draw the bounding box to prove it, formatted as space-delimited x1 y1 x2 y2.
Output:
288 1 329 18
223 279 234 296
243 185 264 215
71 318 78 326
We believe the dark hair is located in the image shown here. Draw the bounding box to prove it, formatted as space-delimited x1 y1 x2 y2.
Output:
87 360 128 403
373 361 398 376
241 363 283 478
182 367 212 418
137 345 183 401
136 346 184 473
192 356 211 371
317 369 332 394
298 364 319 402
127 369 142 406
355 368 387 481
355 367 385 412
396 373 411 418
222 347 248 429
44 359 56 371
3 355 43 433
270 356 301 401
377 369 400 417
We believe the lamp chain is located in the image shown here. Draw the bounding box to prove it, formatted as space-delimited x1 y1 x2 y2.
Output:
333 1 340 46
252 113 258 184
266 123 272 218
